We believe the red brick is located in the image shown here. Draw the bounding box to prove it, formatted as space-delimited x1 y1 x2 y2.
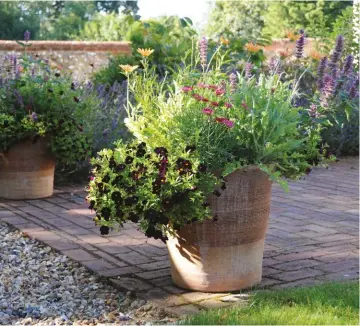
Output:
27 230 62 241
136 268 171 280
110 236 145 246
0 216 29 225
271 259 321 272
132 244 167 257
137 260 171 271
59 225 92 236
81 259 116 272
93 251 128 267
116 251 153 265
45 239 79 250
76 233 110 244
274 268 324 282
93 242 132 254
62 248 96 261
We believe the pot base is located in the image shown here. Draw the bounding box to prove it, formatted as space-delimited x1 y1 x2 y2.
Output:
0 139 55 200
167 237 265 293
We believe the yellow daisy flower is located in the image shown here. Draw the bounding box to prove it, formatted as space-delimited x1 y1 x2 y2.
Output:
309 49 324 61
244 42 262 53
137 48 155 57
119 65 139 73
286 31 300 41
220 36 230 45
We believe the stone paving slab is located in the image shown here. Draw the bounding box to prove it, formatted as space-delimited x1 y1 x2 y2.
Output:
0 157 359 314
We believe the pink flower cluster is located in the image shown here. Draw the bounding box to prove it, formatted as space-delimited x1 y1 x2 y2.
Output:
181 83 235 128
215 117 234 128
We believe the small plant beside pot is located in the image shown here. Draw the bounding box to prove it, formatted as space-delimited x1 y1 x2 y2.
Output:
87 43 332 292
0 32 92 199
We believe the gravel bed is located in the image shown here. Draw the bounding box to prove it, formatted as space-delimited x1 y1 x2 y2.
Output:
0 222 176 325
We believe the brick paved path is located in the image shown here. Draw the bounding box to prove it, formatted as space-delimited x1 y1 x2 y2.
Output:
0 157 358 315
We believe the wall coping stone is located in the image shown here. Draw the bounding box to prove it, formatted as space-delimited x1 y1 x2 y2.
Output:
0 40 132 55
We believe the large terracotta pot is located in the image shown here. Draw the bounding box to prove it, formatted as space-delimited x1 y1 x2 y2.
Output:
166 166 272 292
0 139 55 200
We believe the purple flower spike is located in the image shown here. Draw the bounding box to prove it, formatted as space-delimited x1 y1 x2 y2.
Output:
229 72 237 94
307 103 319 118
199 37 208 68
245 62 253 79
328 35 344 71
317 57 327 91
14 89 24 106
295 33 305 59
24 30 31 42
349 78 359 99
31 112 38 121
342 54 354 75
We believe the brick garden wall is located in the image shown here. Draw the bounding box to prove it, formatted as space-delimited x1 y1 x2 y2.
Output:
0 39 314 82
0 41 132 82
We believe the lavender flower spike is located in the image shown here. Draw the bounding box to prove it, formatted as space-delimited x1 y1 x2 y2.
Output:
24 30 30 42
229 72 237 94
316 57 327 91
199 37 208 68
295 33 305 59
328 35 344 71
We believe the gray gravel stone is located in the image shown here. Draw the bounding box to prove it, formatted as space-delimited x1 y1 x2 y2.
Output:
0 221 166 325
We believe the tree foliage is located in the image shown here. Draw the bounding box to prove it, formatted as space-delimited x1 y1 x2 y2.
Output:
206 1 267 40
0 0 139 40
206 0 353 39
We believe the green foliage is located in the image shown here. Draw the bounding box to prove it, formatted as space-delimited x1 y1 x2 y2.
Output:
91 15 198 86
206 0 352 39
92 55 139 86
0 2 41 40
316 6 358 61
0 1 138 41
206 1 267 40
0 48 93 168
78 13 132 41
183 281 359 325
262 0 351 38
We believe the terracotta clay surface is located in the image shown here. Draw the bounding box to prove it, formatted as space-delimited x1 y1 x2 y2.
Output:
167 166 272 292
0 139 55 199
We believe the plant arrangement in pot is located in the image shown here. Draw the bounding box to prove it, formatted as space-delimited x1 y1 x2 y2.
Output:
0 32 92 199
87 42 330 292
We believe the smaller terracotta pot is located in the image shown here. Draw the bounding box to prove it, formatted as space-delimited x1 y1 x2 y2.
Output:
0 139 55 200
166 166 272 292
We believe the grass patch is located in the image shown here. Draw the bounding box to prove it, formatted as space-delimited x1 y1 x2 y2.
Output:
183 281 359 325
